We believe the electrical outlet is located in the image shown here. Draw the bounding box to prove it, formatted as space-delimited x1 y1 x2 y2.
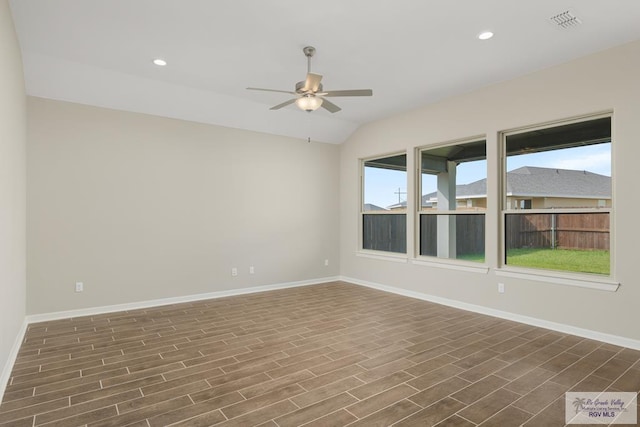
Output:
231 267 238 277
249 266 255 274
324 259 329 266
75 282 83 292
498 283 505 293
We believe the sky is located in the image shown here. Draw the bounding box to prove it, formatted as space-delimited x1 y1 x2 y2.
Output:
364 143 611 208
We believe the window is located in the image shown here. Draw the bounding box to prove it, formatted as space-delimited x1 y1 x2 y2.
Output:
502 115 612 276
361 153 407 253
418 139 486 262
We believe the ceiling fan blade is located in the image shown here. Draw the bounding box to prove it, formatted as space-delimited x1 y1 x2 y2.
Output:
320 98 341 113
323 89 373 97
247 87 296 95
302 73 323 92
269 98 297 110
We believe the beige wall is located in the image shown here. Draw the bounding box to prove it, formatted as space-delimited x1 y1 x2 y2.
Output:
0 0 27 384
538 197 611 209
340 40 640 341
506 197 610 209
27 98 340 314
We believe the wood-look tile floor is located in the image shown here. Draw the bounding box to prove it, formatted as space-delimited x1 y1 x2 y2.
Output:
1 282 639 427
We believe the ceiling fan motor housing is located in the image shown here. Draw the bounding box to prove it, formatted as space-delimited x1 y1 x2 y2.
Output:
296 81 323 94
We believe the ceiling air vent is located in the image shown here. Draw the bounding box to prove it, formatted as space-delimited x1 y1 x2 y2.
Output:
550 10 582 29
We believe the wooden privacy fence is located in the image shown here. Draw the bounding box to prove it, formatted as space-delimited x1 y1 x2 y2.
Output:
363 214 407 253
363 212 608 255
363 213 485 256
505 212 610 251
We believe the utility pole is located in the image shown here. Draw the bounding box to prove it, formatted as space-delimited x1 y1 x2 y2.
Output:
394 188 407 204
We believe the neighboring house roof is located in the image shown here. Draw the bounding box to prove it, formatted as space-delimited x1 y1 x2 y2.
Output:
389 166 611 208
364 203 388 211
505 166 610 199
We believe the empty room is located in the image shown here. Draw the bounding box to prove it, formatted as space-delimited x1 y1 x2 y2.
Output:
2 1 640 426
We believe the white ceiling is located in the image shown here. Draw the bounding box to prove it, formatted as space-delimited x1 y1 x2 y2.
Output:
9 0 640 144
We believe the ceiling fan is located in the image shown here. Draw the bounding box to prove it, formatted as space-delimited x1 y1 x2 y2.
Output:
247 46 373 113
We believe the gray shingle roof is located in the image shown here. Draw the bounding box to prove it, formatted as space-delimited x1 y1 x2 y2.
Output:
389 166 611 208
505 166 610 198
364 203 388 211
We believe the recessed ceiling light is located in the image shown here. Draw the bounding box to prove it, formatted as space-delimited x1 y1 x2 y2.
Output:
152 58 167 66
478 31 494 40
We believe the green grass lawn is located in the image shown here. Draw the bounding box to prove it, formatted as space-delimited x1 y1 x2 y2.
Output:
457 253 486 263
506 248 610 275
457 248 610 275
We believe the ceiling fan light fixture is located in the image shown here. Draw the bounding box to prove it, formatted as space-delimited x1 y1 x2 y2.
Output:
478 31 494 40
296 95 323 112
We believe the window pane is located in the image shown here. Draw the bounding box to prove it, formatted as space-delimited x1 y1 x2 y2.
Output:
363 214 407 253
503 116 612 275
419 140 486 262
362 154 407 253
505 212 610 275
420 159 487 211
364 154 407 212
420 214 485 262
506 143 611 210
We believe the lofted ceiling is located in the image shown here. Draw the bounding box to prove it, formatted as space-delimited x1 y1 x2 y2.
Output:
9 0 640 144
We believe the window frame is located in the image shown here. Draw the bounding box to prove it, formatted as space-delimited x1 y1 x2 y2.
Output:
359 151 408 258
498 112 616 286
415 136 488 267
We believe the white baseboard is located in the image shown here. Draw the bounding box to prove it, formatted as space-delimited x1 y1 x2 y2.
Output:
27 276 341 324
0 318 29 402
340 276 640 351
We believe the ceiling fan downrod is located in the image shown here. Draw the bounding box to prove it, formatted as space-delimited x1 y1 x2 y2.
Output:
303 46 316 74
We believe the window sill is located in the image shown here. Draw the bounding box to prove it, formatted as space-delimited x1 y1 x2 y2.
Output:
356 251 408 263
411 258 489 274
494 268 619 292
